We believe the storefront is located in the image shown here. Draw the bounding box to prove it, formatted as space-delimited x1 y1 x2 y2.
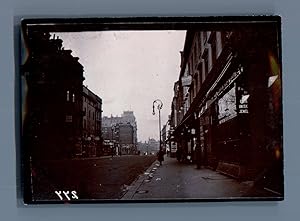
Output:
195 60 252 176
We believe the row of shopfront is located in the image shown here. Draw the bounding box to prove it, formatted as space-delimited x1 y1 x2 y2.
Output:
168 27 283 194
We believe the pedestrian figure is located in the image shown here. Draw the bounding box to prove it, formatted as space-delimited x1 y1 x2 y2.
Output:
111 146 114 159
176 149 182 162
157 150 164 165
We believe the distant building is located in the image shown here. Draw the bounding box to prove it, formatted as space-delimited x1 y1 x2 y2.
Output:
81 86 102 157
137 138 160 155
102 111 138 155
119 123 134 144
148 138 160 153
118 123 135 154
102 111 137 145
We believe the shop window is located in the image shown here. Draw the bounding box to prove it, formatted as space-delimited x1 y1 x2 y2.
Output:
218 85 237 124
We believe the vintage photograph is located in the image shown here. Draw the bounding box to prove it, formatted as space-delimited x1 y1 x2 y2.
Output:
20 17 283 203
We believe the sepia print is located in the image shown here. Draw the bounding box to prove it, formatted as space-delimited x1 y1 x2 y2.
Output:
20 17 283 203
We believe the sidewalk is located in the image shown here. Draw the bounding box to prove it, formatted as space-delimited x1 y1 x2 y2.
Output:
122 156 267 200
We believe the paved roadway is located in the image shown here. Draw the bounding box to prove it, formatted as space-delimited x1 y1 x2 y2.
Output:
122 156 277 200
31 155 156 201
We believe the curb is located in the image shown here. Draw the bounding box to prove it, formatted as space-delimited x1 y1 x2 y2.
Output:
121 160 160 200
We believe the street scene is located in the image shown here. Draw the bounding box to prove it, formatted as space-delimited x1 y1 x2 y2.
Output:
21 19 283 202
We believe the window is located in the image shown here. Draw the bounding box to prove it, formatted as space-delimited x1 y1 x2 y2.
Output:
194 73 198 93
66 91 70 101
203 32 207 43
194 46 197 69
211 34 217 66
72 94 75 103
198 32 202 54
204 56 209 78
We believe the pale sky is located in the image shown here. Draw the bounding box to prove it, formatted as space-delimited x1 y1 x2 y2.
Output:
54 31 186 142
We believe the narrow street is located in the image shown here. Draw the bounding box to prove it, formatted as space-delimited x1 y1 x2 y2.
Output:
122 156 275 200
23 24 283 203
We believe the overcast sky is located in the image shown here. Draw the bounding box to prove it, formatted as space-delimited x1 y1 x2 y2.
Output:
54 31 186 142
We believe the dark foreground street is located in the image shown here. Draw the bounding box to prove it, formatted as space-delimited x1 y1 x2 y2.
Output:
122 156 279 200
32 154 279 202
32 155 156 201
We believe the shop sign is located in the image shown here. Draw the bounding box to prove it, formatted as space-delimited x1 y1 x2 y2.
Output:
238 92 249 114
171 142 177 153
212 65 244 101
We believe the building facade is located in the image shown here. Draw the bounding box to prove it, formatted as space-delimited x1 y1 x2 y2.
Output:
102 111 138 155
169 25 282 194
22 30 85 160
81 86 102 157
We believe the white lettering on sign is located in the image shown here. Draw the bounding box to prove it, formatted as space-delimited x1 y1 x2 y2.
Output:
239 109 249 113
239 104 248 109
55 190 79 200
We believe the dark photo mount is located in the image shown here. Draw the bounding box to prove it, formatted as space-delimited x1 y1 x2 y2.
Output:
20 16 283 204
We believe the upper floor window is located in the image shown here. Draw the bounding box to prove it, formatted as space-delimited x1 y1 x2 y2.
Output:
209 32 217 67
194 73 198 93
193 46 197 69
83 119 86 129
66 91 70 101
197 32 202 54
205 57 209 77
203 32 207 44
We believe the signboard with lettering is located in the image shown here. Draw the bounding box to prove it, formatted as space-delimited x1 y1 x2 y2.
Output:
237 85 249 114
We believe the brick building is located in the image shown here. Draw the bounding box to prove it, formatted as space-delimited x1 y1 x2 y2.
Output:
102 111 138 155
22 30 84 159
169 23 282 195
81 86 102 157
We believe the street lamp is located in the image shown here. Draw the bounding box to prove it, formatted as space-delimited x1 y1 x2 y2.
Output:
152 99 163 152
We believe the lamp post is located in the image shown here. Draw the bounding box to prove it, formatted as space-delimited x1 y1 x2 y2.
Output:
152 99 163 152
111 125 115 158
